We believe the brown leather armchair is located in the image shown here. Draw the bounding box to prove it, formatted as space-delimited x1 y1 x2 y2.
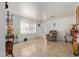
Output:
46 30 57 41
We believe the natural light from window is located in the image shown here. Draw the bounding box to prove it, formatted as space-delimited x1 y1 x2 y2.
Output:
20 21 36 34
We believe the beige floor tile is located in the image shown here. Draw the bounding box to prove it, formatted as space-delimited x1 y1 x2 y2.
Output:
13 38 75 57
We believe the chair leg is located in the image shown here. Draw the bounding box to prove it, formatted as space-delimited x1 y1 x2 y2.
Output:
12 53 14 57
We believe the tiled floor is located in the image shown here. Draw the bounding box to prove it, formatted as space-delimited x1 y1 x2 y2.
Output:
13 38 75 57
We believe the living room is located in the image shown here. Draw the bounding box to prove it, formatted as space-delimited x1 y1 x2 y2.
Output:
0 2 79 57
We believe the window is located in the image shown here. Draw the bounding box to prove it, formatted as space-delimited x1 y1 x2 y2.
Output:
30 23 36 33
20 21 36 34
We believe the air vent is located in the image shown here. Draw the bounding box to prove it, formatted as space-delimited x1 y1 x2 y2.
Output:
50 16 55 18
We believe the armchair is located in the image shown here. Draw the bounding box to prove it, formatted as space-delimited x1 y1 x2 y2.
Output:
46 30 57 41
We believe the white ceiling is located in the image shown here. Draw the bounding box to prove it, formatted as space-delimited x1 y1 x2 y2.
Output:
8 2 77 20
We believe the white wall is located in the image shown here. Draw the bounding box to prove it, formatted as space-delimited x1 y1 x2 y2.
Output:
0 3 5 56
77 2 79 6
36 20 45 38
12 15 76 42
38 16 76 41
13 15 38 42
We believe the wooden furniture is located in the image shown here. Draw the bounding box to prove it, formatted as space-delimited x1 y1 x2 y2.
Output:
72 6 79 56
5 11 14 57
73 30 78 56
5 34 14 56
6 41 13 56
72 5 79 56
46 30 57 41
